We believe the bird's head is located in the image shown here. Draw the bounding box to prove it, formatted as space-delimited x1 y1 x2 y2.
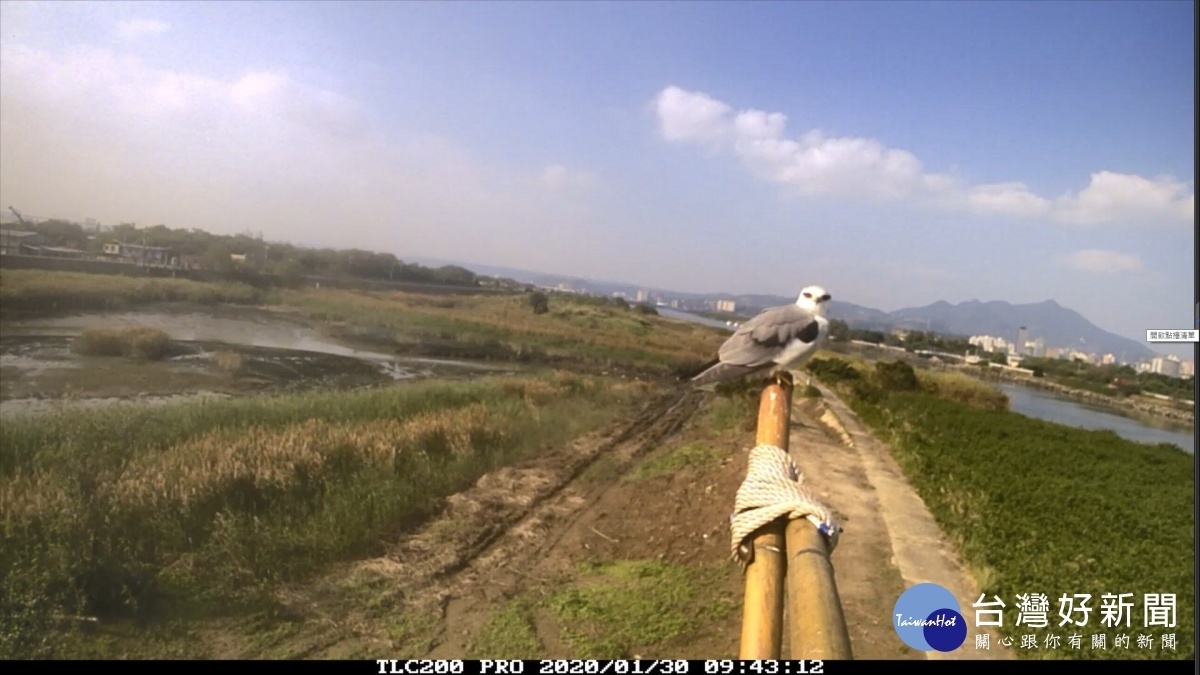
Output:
796 285 832 315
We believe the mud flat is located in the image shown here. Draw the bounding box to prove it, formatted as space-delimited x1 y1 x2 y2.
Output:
0 307 514 419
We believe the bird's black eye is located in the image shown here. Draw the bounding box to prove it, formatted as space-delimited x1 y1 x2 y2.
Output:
802 292 812 298
820 294 831 302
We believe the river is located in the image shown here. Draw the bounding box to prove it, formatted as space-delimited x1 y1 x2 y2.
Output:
995 383 1194 453
657 307 738 331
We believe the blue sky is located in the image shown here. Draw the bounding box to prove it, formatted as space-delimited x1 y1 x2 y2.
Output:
0 1 1194 357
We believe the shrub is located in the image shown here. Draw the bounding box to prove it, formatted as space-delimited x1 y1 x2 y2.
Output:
528 291 549 315
73 327 172 360
873 360 920 391
805 357 861 383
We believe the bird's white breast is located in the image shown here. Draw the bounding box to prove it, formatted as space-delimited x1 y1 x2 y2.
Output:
773 316 829 367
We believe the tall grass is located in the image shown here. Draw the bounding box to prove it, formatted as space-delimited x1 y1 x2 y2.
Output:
0 269 268 316
0 372 648 657
281 288 725 374
73 327 173 360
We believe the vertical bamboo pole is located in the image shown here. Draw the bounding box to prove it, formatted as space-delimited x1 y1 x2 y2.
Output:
738 380 793 659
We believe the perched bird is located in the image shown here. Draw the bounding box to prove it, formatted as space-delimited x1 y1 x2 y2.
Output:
688 285 832 388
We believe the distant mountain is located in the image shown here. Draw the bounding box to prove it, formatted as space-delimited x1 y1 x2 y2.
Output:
883 299 1155 360
403 257 1154 360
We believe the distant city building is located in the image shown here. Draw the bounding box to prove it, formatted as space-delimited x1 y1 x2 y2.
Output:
1151 355 1182 378
1031 338 1046 357
715 299 737 313
636 289 649 302
968 335 1011 353
1101 353 1116 365
1045 347 1063 359
1016 326 1028 353
1181 360 1194 377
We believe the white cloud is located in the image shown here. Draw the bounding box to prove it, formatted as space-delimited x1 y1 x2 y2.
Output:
962 182 1051 219
0 43 371 139
1053 171 1195 226
117 19 170 40
654 86 1194 227
0 41 606 273
1057 249 1144 274
653 86 731 148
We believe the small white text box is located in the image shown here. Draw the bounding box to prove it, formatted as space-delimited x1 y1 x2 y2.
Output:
1146 330 1199 343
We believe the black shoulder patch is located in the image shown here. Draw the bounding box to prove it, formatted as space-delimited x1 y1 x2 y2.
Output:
796 320 820 343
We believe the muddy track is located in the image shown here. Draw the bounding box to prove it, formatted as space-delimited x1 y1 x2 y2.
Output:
318 387 707 648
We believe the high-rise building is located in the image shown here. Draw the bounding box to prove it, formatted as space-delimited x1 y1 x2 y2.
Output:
1150 355 1181 378
1032 338 1046 357
1016 327 1028 354
1181 360 1194 377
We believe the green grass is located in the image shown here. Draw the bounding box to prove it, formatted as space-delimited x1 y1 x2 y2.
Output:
627 443 724 482
467 600 544 658
0 372 648 658
280 287 725 376
814 356 1195 660
547 560 736 659
0 269 270 316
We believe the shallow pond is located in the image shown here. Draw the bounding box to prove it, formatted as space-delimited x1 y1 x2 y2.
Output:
0 308 514 418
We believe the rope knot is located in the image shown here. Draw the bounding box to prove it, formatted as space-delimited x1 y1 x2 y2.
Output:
729 444 841 570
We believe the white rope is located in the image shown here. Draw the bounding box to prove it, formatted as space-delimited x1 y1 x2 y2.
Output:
729 444 841 570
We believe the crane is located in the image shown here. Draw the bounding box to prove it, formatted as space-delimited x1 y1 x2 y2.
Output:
8 206 26 225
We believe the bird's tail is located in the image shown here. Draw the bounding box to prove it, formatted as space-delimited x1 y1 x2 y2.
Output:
687 361 763 387
678 357 720 382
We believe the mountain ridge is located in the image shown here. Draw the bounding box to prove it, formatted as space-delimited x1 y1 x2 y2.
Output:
406 256 1158 360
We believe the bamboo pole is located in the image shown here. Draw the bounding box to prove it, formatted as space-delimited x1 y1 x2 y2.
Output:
786 518 853 659
783 372 853 660
738 379 793 659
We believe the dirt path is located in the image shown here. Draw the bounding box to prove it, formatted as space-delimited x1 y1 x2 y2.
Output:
802 383 1013 660
210 377 1013 660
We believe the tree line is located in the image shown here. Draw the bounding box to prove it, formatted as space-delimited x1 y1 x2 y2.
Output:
2 220 481 287
826 318 1193 399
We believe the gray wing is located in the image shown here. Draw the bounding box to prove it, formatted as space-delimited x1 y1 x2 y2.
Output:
716 304 820 367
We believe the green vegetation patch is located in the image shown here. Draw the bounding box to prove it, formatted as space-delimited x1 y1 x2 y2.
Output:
0 269 269 316
467 600 544 659
0 372 647 658
840 380 1194 660
627 443 723 482
548 560 736 659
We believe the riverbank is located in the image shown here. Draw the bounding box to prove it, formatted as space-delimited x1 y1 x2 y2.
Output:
820 341 1193 428
969 364 1194 426
805 356 1195 659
